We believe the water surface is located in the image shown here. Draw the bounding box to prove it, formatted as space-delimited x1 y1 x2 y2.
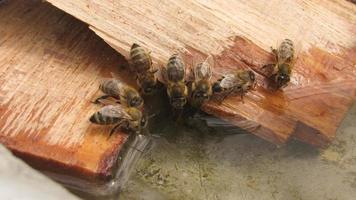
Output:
120 104 356 200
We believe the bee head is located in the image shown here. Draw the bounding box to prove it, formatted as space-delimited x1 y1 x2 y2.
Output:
276 73 290 88
143 86 153 94
193 82 211 104
138 73 157 95
212 82 222 93
248 70 255 82
194 91 209 99
130 96 143 107
171 97 187 109
140 115 148 129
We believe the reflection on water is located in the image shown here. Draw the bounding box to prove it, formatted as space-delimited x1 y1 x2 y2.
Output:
118 104 356 200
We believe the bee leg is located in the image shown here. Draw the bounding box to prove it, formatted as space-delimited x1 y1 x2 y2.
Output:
251 82 257 91
185 80 193 85
92 95 111 104
108 121 125 138
262 63 274 70
219 94 228 104
271 47 277 55
174 109 184 124
240 93 245 103
262 64 277 79
150 68 158 74
218 90 233 104
115 99 121 104
271 47 279 63
127 59 135 73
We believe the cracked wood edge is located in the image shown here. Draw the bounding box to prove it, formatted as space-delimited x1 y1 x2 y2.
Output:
45 0 356 146
0 0 132 185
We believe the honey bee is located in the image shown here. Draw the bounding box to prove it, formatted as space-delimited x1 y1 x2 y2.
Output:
89 104 147 136
212 70 256 102
264 39 294 89
162 54 188 109
129 43 158 95
189 55 214 107
93 78 143 108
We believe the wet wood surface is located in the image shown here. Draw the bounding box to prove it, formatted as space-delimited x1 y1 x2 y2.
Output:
0 0 132 184
45 0 356 147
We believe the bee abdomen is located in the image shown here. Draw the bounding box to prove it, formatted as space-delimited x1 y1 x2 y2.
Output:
130 43 151 72
167 54 185 82
89 112 120 125
99 79 120 97
281 39 294 52
278 39 294 62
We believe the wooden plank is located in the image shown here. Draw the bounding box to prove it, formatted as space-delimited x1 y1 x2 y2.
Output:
45 0 356 146
0 0 138 194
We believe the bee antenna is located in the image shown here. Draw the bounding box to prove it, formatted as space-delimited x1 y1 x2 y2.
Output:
119 94 126 99
128 145 145 153
131 43 140 48
147 113 157 119
110 72 121 80
150 68 158 73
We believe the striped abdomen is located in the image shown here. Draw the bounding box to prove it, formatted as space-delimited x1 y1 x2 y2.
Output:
278 39 294 64
130 43 152 72
89 111 121 125
166 54 185 82
99 79 120 98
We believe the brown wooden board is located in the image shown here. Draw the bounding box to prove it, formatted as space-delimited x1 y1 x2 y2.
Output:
45 0 356 147
0 0 143 195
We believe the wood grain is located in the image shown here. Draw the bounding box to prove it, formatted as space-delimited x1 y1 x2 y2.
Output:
0 0 133 191
45 0 356 146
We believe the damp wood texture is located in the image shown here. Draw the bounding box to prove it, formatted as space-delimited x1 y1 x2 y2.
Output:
0 0 137 192
45 0 356 147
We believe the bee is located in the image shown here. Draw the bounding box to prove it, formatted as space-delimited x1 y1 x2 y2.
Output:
93 78 143 108
189 55 213 107
264 39 294 89
162 54 188 109
89 104 147 136
212 70 256 102
129 43 158 95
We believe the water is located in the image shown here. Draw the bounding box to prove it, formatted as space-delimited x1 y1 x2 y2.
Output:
118 104 356 200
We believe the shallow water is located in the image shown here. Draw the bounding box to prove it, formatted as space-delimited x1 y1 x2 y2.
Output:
118 103 356 200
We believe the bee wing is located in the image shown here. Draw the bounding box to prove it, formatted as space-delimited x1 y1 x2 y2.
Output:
169 54 186 81
290 39 302 67
194 55 213 81
110 72 122 81
184 56 193 83
219 74 239 89
110 72 128 89
99 105 132 120
204 54 214 73
186 70 195 84
275 38 299 64
160 65 169 83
